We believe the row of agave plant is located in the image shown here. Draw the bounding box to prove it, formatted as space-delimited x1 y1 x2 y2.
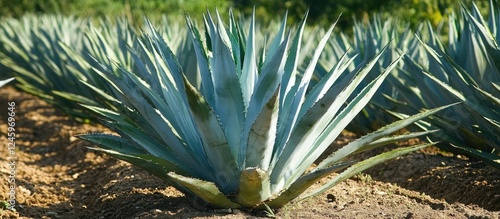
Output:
324 1 500 169
0 1 497 210
404 3 500 169
296 1 500 169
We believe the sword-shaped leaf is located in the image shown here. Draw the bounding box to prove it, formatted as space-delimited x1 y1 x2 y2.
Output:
168 172 241 209
0 78 15 87
240 33 290 167
206 11 245 153
315 103 456 171
302 143 432 199
267 162 351 208
184 76 240 192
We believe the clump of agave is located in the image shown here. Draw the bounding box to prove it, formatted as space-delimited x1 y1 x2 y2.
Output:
0 15 93 120
340 16 411 134
0 15 192 122
79 10 450 209
393 0 500 169
300 15 420 135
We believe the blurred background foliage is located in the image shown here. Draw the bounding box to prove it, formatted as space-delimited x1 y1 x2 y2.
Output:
235 0 483 28
0 0 490 29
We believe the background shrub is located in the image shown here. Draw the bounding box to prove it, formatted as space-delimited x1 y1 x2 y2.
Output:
0 0 489 29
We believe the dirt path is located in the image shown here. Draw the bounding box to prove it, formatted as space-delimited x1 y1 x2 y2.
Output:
0 86 499 218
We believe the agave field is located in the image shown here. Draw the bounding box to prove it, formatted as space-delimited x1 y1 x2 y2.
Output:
0 1 499 218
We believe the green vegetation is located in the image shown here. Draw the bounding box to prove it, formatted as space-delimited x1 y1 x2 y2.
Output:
0 15 108 121
0 0 230 24
0 200 12 214
0 15 190 121
316 0 500 169
394 1 500 169
0 0 489 28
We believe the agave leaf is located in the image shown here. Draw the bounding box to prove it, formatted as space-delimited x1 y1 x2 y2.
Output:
494 82 500 92
81 105 188 163
357 130 439 154
79 80 121 106
126 37 165 96
473 85 500 106
97 71 216 179
185 15 215 106
444 144 500 170
184 76 240 192
305 51 357 110
463 5 500 79
461 18 499 88
228 9 246 59
86 147 195 196
421 70 498 121
266 162 351 208
275 23 339 151
244 89 280 170
435 112 500 152
84 27 121 72
447 12 460 55
280 10 309 94
111 40 220 172
167 172 242 209
470 1 487 26
145 35 213 168
85 142 188 178
147 20 189 95
15 83 54 102
275 11 308 152
314 103 456 171
240 32 291 167
262 11 288 68
226 10 243 79
301 143 432 200
290 55 402 182
176 32 200 90
78 133 145 154
240 10 258 109
206 11 245 153
299 23 347 118
488 0 500 39
2 61 46 88
412 34 453 84
271 47 401 193
388 109 498 153
236 168 271 207
397 56 450 108
52 90 100 107
87 147 174 182
297 23 338 117
0 78 15 87
85 67 188 155
485 117 500 130
147 21 187 90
